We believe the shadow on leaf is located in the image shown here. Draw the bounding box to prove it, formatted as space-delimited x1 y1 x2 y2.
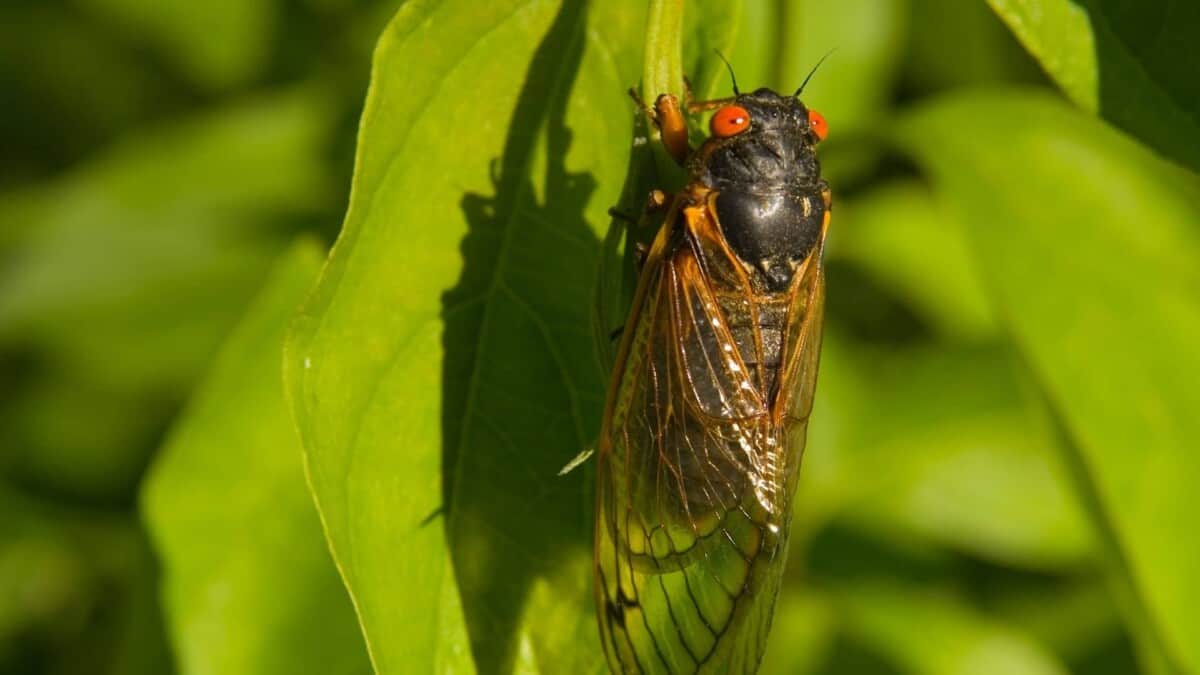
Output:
441 1 606 672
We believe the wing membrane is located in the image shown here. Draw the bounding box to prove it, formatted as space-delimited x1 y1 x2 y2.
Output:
595 204 826 674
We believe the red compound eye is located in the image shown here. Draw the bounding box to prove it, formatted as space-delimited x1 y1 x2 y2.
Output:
711 105 751 138
807 108 828 141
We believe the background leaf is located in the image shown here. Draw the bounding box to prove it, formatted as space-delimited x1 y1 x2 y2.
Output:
0 89 334 502
75 0 281 90
903 0 1044 95
0 485 171 674
829 181 996 340
812 343 1093 570
143 239 370 675
758 591 836 675
897 89 1200 673
987 0 1200 173
0 1 389 670
838 581 1069 675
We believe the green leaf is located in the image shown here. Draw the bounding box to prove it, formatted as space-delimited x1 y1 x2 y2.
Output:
141 240 364 672
0 5 169 174
837 581 1070 675
284 2 658 672
680 2 742 101
758 591 836 675
77 0 280 89
903 0 1044 94
0 89 334 500
143 239 369 675
848 431 1092 571
896 89 1200 673
830 180 996 339
725 0 778 92
991 575 1129 666
797 340 1092 570
0 486 172 675
987 0 1200 173
0 88 333 392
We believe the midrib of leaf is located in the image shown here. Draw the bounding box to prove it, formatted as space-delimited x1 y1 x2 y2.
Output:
445 2 591 540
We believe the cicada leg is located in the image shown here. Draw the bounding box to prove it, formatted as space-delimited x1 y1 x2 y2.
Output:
651 94 690 165
682 76 734 113
610 189 671 227
632 77 737 164
634 189 672 271
629 86 692 165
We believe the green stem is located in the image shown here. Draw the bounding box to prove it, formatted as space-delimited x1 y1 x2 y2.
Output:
643 0 684 100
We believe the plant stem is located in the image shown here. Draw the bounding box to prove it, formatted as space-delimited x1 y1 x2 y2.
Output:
643 0 684 100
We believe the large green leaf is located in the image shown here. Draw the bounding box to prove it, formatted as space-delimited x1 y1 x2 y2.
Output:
896 89 1200 674
987 0 1200 173
143 240 370 675
284 2 651 672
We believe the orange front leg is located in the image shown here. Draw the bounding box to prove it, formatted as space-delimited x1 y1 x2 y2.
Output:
651 94 690 165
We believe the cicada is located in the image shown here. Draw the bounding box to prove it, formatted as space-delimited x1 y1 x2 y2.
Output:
594 70 831 674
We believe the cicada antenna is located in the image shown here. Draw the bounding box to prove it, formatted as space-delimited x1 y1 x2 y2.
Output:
793 48 837 98
714 49 740 96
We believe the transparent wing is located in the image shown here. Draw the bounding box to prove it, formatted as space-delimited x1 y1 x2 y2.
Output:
595 208 826 674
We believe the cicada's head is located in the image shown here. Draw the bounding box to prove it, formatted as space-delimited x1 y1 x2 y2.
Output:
691 88 827 193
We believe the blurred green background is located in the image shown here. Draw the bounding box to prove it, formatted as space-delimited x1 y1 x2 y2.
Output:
3 1 1198 674
0 0 391 672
